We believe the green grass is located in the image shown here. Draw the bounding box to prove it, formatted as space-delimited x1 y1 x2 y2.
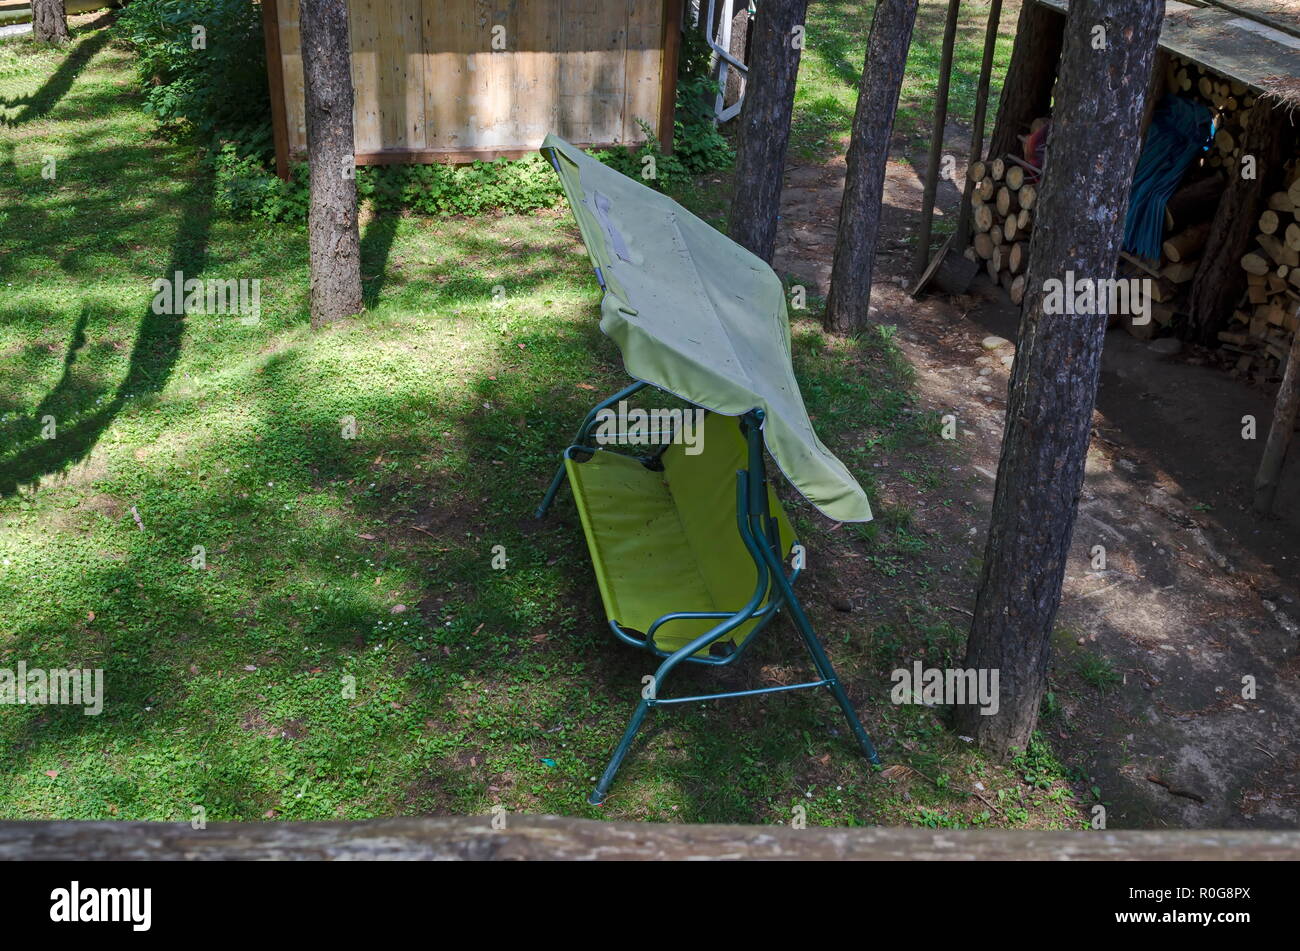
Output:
1076 654 1124 694
793 0 1020 161
0 13 1083 829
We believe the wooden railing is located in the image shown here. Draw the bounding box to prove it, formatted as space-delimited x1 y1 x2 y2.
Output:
2 816 1297 860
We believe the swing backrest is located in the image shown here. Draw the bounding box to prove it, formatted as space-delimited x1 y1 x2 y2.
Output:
660 412 795 618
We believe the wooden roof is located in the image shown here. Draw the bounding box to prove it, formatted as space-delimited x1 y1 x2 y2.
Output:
1033 0 1300 100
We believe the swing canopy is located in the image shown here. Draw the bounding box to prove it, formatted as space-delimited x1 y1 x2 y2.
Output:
541 135 873 524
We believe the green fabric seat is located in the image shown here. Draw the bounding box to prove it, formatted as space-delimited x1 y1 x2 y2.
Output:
565 412 793 654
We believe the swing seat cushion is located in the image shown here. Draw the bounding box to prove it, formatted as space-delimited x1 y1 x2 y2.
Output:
565 413 794 654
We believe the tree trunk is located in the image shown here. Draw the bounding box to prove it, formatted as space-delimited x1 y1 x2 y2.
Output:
301 0 363 328
986 1 1064 165
1254 319 1300 514
956 0 1164 757
726 0 810 263
1186 98 1288 345
724 6 750 109
824 0 919 334
32 0 70 45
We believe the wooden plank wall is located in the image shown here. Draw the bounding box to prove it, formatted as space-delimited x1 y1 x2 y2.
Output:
272 0 669 164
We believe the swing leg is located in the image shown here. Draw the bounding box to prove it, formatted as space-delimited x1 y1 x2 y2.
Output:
762 546 881 765
535 462 568 519
793 601 880 763
823 668 881 764
589 697 652 805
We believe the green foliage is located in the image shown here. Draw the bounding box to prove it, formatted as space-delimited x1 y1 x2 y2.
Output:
213 152 565 224
132 3 731 220
214 103 730 223
1011 734 1067 791
1076 653 1123 692
212 143 311 221
359 154 565 216
677 23 714 83
669 28 735 177
117 0 269 149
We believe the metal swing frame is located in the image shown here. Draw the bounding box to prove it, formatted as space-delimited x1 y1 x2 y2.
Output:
537 384 880 805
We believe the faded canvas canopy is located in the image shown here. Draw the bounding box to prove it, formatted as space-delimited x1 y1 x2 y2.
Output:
541 134 873 523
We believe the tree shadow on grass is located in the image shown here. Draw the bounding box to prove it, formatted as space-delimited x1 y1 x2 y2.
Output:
361 213 401 309
0 20 114 128
0 170 213 497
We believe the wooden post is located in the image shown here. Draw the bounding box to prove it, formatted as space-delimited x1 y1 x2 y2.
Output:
261 0 292 181
1254 312 1300 513
659 0 685 154
1187 97 1289 345
912 0 961 280
1138 48 1168 142
954 0 1004 253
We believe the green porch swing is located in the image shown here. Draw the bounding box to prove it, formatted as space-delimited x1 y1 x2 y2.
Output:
535 135 881 805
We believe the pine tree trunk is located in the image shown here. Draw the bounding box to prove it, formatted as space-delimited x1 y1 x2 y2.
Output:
32 0 70 45
726 0 810 263
955 0 1164 757
986 1 1064 165
824 0 918 334
301 0 363 328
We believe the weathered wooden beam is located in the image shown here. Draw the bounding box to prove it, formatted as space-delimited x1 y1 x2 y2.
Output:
260 0 291 181
2 816 1298 861
659 0 685 155
1254 311 1300 513
912 0 961 280
1188 97 1293 345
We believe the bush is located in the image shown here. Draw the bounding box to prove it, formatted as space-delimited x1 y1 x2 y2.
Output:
359 154 565 216
212 142 310 221
118 0 270 152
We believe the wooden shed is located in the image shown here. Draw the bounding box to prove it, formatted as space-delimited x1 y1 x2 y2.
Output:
261 0 683 177
931 0 1300 512
973 0 1300 346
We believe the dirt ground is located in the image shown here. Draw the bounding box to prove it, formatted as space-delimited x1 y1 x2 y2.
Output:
772 135 1300 829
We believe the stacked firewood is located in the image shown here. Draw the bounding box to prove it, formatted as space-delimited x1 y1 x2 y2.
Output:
1164 54 1256 173
962 117 1048 306
1113 170 1222 339
1112 59 1267 340
1227 166 1300 381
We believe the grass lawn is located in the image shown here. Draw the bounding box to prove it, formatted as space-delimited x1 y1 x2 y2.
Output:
0 8 1084 828
794 0 1019 162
